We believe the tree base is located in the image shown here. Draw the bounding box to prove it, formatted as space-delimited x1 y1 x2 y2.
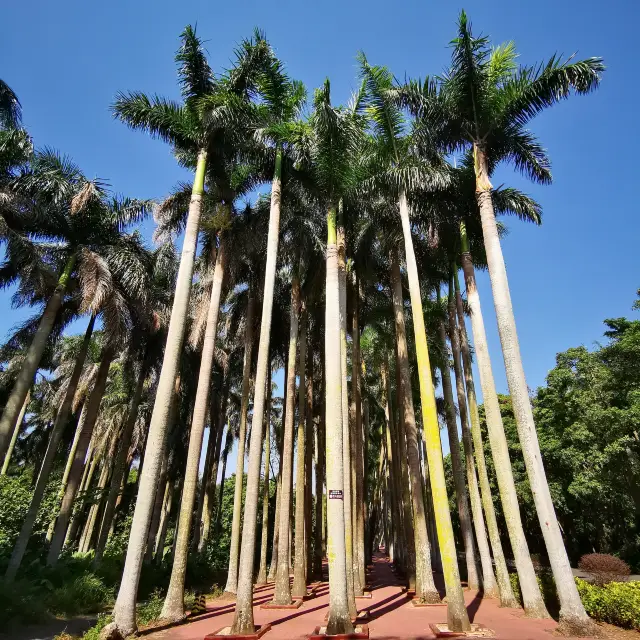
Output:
260 599 303 610
220 591 237 601
99 623 126 640
557 615 603 637
292 585 318 600
308 624 369 640
412 599 447 608
354 591 372 599
429 623 494 637
204 624 272 639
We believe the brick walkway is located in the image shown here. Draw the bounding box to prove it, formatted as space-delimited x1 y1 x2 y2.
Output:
143 554 568 640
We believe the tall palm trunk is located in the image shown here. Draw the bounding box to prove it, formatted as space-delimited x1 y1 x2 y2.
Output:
437 314 480 590
94 354 153 565
111 149 207 637
154 478 174 563
474 147 589 632
67 445 99 550
273 270 300 605
398 190 469 632
1 390 30 475
47 346 114 565
350 283 366 593
195 395 221 553
337 224 357 619
256 364 273 586
267 466 281 582
292 309 308 598
304 358 314 582
453 272 517 607
390 251 440 602
145 456 169 563
0 254 76 460
79 451 114 552
215 431 231 535
459 220 548 618
162 237 225 620
381 360 402 569
208 380 230 541
324 205 353 635
5 315 95 581
224 281 256 595
447 274 497 597
231 147 283 634
313 368 325 580
50 404 87 543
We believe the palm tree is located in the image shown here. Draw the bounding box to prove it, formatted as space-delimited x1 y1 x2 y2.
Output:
0 149 148 463
295 78 366 635
230 42 306 635
400 12 603 632
107 26 219 637
358 53 469 630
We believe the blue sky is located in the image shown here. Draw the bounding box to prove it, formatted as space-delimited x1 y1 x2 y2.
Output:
2 0 639 466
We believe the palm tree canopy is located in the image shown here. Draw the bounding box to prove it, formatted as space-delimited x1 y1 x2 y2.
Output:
398 10 604 183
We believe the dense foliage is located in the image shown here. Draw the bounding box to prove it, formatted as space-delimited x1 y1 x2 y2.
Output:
474 295 640 569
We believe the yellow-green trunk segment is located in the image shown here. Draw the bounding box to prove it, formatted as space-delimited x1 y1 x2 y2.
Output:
192 149 207 196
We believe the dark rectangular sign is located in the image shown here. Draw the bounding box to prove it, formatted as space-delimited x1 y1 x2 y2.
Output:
328 490 343 500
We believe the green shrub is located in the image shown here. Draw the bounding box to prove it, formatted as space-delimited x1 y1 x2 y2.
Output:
576 578 640 629
0 577 50 624
47 572 113 616
135 589 164 626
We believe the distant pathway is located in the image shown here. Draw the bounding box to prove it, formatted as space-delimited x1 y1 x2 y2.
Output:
144 553 569 639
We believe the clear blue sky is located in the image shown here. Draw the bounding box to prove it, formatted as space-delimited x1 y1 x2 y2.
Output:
2 0 638 465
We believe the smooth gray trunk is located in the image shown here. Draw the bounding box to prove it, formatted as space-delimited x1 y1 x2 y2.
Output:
5 315 95 581
224 281 256 595
47 348 113 565
161 239 225 621
475 147 589 632
454 278 517 607
111 155 206 637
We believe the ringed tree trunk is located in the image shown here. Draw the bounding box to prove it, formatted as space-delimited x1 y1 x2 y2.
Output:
47 347 114 565
94 352 154 566
256 361 273 586
1 390 30 475
304 352 314 582
350 281 366 592
273 269 301 605
5 314 95 581
292 308 308 598
145 456 169 563
393 345 417 590
460 220 546 615
337 223 357 619
154 478 174 564
381 359 402 570
0 253 77 460
313 365 325 580
231 146 283 635
474 145 590 633
224 279 256 596
161 235 226 621
215 429 232 535
437 314 480 591
111 149 208 638
267 462 282 582
453 271 517 607
398 190 470 632
324 204 353 635
447 273 498 597
390 250 440 603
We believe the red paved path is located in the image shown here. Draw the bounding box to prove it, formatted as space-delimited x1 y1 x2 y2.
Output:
143 554 568 640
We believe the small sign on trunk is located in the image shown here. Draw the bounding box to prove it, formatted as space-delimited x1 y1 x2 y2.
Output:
328 489 343 500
